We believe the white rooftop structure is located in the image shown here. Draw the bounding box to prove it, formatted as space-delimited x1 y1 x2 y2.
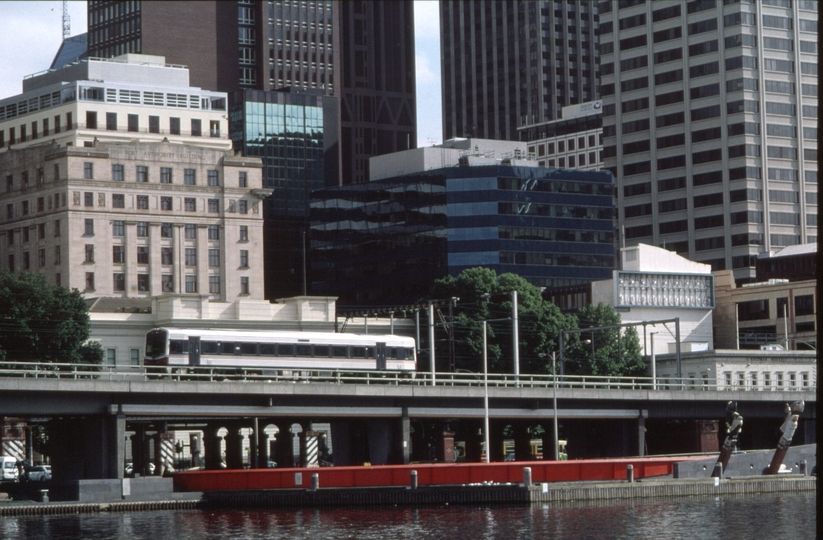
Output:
1 54 230 153
369 138 535 181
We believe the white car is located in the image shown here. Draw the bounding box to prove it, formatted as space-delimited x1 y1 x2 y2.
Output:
27 466 51 482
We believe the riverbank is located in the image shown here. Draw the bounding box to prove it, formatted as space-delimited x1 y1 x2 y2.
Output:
0 475 814 516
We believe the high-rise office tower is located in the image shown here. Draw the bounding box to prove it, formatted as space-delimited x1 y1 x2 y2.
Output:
440 0 600 142
86 0 415 185
599 0 818 284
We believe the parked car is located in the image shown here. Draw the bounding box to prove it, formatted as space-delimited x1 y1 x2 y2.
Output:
0 457 17 481
27 466 51 482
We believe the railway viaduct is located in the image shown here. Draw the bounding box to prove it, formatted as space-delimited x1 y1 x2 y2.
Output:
0 372 815 484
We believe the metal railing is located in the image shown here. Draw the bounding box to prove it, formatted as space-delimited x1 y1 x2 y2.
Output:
0 361 815 394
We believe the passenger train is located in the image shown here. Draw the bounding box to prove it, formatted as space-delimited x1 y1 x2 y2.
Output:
144 327 417 373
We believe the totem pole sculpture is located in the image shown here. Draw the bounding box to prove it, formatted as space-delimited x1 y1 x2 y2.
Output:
766 400 805 475
712 401 743 478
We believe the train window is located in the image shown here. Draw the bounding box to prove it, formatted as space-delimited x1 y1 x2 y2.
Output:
260 343 276 356
278 344 295 356
314 345 329 357
240 342 258 355
391 347 406 360
169 340 189 354
331 346 348 358
351 346 366 358
221 342 236 355
202 341 219 354
365 346 373 358
295 344 312 356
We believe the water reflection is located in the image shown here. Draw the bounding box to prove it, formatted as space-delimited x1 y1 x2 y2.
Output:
0 492 815 540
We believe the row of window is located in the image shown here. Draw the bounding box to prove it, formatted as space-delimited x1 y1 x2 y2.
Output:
85 271 234 295
169 340 410 360
84 244 250 268
0 111 222 147
65 191 253 215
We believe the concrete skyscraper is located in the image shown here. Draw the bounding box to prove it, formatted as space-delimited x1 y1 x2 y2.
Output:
599 0 817 284
440 0 600 142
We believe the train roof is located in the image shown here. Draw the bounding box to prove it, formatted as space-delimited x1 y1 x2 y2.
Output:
149 327 414 343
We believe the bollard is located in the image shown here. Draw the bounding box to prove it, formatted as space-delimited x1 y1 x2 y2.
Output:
626 464 634 483
799 460 807 476
38 489 49 503
410 470 418 490
523 467 532 487
310 473 319 491
712 462 723 479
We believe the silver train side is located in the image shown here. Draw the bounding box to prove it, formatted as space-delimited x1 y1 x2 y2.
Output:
144 327 417 372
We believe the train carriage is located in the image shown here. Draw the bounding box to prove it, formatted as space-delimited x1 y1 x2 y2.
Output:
144 327 417 373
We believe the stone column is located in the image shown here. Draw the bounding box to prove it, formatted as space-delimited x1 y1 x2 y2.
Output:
224 423 245 469
203 423 224 470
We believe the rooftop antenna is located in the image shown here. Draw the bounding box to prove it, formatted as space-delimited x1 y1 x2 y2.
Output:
62 0 71 40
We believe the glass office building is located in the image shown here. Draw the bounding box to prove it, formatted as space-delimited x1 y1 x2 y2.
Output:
231 89 339 299
310 164 616 307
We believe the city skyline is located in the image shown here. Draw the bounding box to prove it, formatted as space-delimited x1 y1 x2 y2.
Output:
0 0 444 148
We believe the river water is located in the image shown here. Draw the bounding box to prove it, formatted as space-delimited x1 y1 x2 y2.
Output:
1 491 815 539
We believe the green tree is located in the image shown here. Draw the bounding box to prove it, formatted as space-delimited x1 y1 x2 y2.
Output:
0 270 103 366
429 268 577 374
564 303 645 376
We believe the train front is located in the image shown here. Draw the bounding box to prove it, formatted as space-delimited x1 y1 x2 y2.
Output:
144 328 170 366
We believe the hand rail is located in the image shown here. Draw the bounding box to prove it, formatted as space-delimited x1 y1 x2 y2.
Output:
0 361 815 394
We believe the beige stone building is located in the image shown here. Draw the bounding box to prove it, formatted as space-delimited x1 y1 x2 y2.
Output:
0 140 266 301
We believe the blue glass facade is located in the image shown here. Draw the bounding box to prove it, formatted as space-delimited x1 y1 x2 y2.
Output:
231 89 339 299
310 165 616 307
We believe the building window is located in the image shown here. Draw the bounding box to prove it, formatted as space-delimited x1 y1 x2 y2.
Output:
185 248 197 266
85 218 94 235
238 200 248 214
106 112 117 131
136 165 148 182
112 164 124 181
136 222 148 237
149 116 160 134
137 246 149 264
22 251 30 270
170 117 181 135
54 246 61 265
106 348 116 366
113 273 125 291
137 195 148 209
184 169 196 185
240 276 249 295
240 250 249 268
7 254 13 271
113 245 125 263
112 220 125 236
38 249 45 267
191 119 202 136
160 167 172 184
161 247 173 265
137 273 149 291
184 198 196 212
186 275 197 293
37 223 45 239
208 249 220 267
208 199 219 213
208 170 219 186
161 196 173 211
85 272 95 291
209 275 220 294
239 225 248 241
795 295 815 316
86 111 97 129
128 114 139 132
84 162 94 179
162 274 174 292
112 194 125 208
210 120 220 137
238 171 247 187
130 349 140 366
161 223 173 238
208 225 220 240
185 224 196 239
85 244 95 263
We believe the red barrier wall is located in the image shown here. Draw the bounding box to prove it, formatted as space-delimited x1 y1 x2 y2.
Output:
172 457 699 492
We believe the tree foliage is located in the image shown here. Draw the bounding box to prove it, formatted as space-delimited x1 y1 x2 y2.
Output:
563 303 645 376
427 270 644 377
0 270 102 365
429 268 577 374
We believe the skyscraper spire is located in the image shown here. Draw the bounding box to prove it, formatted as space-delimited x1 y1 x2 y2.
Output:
62 0 71 40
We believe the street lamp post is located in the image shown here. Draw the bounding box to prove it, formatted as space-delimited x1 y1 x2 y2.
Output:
511 290 519 386
552 352 559 461
649 332 657 390
482 321 490 464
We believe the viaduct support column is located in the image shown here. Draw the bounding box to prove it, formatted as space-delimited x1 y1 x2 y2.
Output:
637 413 647 457
108 409 126 478
203 423 223 470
